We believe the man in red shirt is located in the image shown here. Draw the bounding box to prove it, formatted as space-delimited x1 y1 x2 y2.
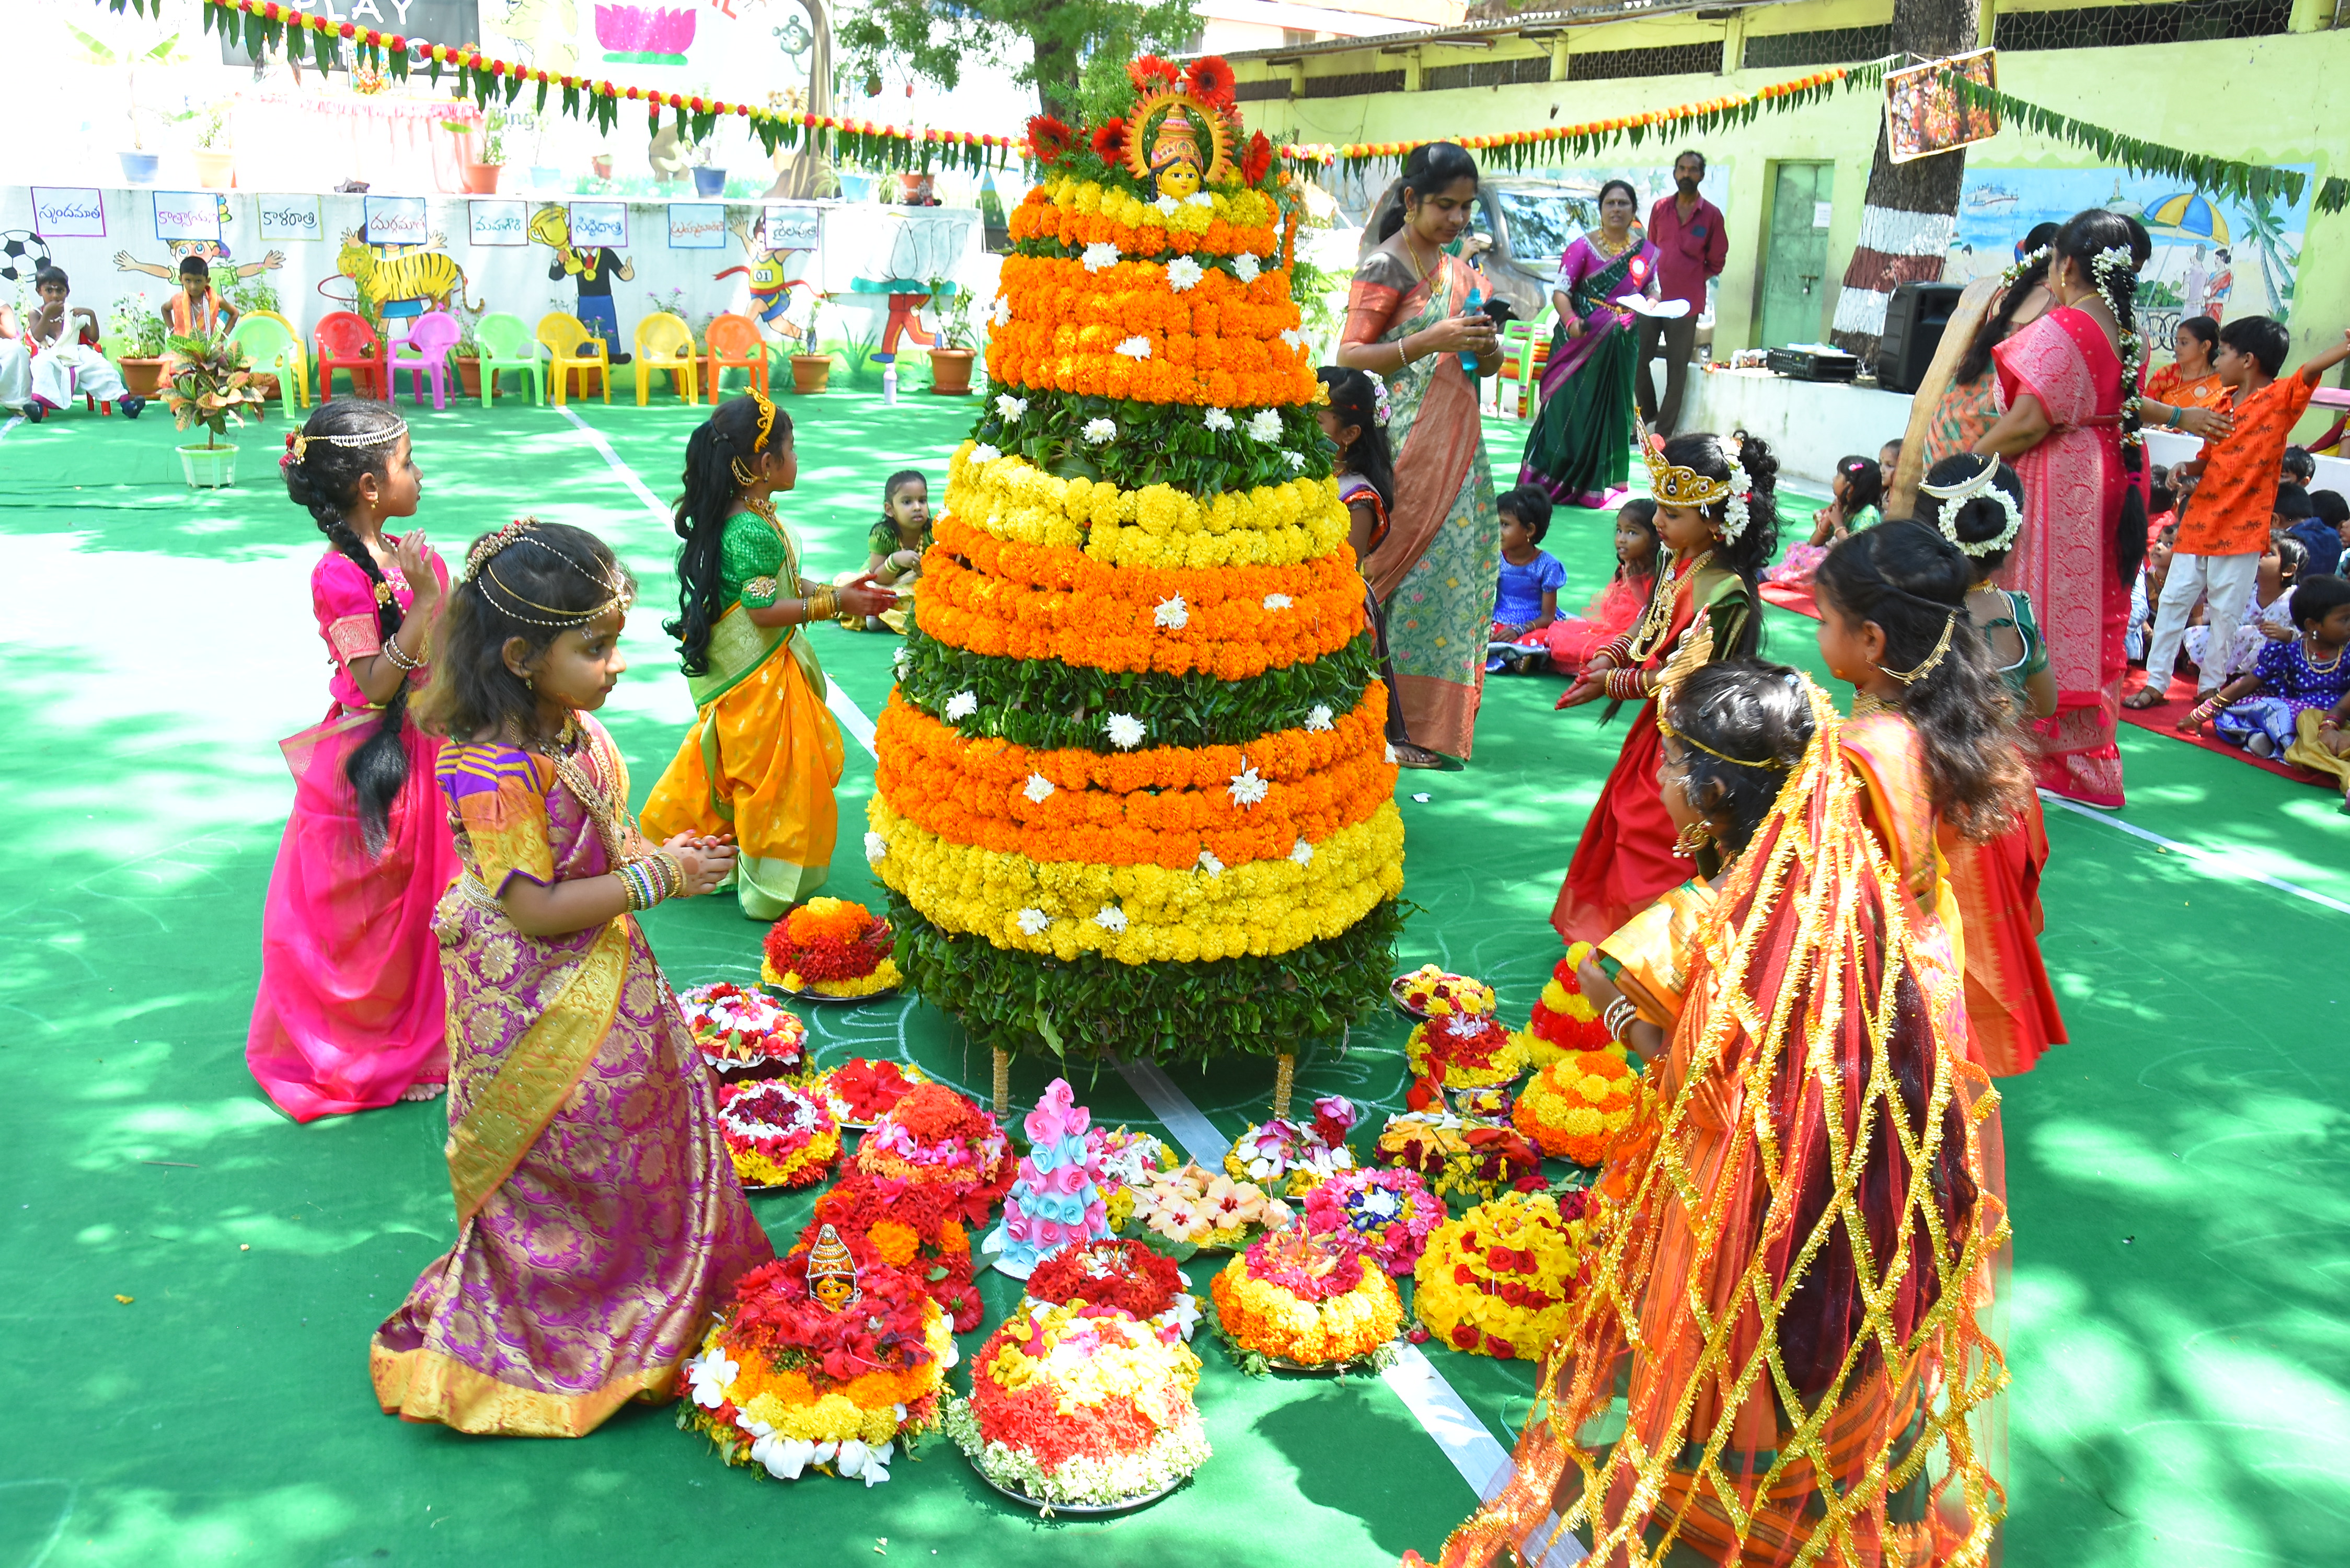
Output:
1640 150 1727 436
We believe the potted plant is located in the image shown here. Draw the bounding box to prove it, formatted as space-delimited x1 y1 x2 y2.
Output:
162 332 266 490
690 136 727 199
789 291 835 394
927 282 976 396
192 102 234 189
107 298 171 398
449 108 503 194
450 303 487 399
67 24 184 184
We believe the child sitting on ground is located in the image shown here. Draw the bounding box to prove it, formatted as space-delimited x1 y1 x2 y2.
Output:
2186 573 2350 767
2284 483 2344 574
1490 485 1566 673
0 300 27 416
2186 532 2305 689
1765 454 1882 588
847 467 929 633
1545 498 1659 675
25 267 143 419
2128 521 2178 664
1877 439 1901 494
2282 444 2316 493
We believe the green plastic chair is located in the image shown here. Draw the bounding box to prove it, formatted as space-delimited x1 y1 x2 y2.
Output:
473 312 545 408
226 312 308 410
1497 301 1555 421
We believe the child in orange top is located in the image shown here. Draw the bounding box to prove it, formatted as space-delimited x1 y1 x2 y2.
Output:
2129 317 2350 708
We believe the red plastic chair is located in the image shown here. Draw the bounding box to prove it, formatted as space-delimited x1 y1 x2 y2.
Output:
390 310 462 411
314 311 386 401
705 312 770 398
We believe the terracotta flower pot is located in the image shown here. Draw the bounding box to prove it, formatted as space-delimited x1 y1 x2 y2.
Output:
790 353 834 395
461 162 503 194
119 359 166 398
193 149 235 189
928 347 976 396
251 372 281 401
454 356 482 399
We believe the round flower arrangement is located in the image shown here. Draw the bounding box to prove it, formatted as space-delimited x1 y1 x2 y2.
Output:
1026 1237 1201 1342
1223 1095 1357 1196
1124 1162 1291 1251
678 1226 954 1488
1300 1166 1440 1277
812 1057 931 1126
1413 1190 1591 1361
1391 963 1496 1020
944 1297 1210 1507
1522 943 1615 1070
1375 1113 1545 1204
1406 1011 1531 1092
762 898 903 998
853 1082 1015 1227
1209 1221 1403 1368
716 1079 843 1191
677 982 808 1080
1095 1127 1179 1230
1512 1050 1640 1167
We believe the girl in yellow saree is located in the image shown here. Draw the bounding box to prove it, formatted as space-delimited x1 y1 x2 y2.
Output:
641 393 896 918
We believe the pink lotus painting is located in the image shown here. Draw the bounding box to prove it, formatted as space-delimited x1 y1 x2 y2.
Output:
595 4 695 64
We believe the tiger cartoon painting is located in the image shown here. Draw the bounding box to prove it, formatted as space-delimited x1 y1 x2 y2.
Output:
333 234 483 315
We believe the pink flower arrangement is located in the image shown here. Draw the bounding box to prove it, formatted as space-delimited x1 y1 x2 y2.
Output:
1223 1096 1360 1195
1301 1167 1441 1276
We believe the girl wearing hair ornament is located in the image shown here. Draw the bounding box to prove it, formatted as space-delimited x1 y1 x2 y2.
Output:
641 392 896 918
1549 427 1780 944
372 519 771 1438
248 400 460 1121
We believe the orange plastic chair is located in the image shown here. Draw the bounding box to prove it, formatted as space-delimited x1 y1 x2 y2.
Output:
314 311 386 401
633 312 700 406
535 310 610 406
705 312 769 399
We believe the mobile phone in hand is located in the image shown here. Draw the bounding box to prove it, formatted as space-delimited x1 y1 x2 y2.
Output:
1480 297 1517 329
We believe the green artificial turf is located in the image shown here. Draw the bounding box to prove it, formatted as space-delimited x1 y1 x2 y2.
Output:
0 396 2341 1567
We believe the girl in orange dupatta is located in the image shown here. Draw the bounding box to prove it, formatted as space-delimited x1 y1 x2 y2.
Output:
1416 654 2015 1568
373 521 770 1438
1336 142 1502 764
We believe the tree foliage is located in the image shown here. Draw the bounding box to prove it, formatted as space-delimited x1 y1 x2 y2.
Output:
836 0 1199 120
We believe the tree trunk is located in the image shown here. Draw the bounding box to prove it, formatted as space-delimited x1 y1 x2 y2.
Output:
1029 0 1079 122
1829 0 1977 362
767 0 838 200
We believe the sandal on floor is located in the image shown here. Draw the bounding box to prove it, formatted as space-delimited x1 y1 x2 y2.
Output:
2122 686 2168 710
1389 743 1462 771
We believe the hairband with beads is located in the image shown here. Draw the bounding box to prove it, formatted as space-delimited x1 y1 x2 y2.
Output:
282 418 407 470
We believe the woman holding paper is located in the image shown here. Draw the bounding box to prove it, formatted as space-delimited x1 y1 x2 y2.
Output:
1518 181 1665 509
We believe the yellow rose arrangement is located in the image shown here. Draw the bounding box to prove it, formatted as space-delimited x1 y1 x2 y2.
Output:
1209 1223 1403 1367
1413 1191 1591 1362
944 445 1351 570
1511 1051 1640 1166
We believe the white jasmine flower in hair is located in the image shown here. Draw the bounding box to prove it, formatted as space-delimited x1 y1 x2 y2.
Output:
1204 407 1235 432
970 443 1002 465
1290 838 1315 866
1114 336 1151 360
1093 904 1130 933
1304 703 1334 732
1227 762 1269 808
1263 593 1292 611
994 393 1028 421
1023 773 1055 803
863 831 888 864
1246 409 1283 442
1103 712 1146 750
943 689 979 721
1016 907 1050 936
1233 252 1261 283
1080 241 1120 273
1165 257 1205 293
1154 594 1189 629
1082 417 1117 444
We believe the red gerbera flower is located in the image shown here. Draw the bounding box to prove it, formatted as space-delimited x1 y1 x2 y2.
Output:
1186 55 1237 107
1240 129 1273 186
1091 117 1127 163
1025 113 1076 164
1127 55 1181 91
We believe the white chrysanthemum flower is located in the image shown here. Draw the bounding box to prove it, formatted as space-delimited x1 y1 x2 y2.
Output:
1263 593 1292 611
1154 594 1189 629
1082 417 1116 444
1103 712 1146 750
1016 907 1050 936
1093 904 1130 933
1165 257 1205 293
1154 194 1180 216
990 295 1012 327
1282 449 1306 471
1185 191 1214 208
943 689 978 721
1291 838 1315 867
1114 335 1151 360
863 831 888 864
1233 252 1261 283
1023 773 1055 803
1246 409 1283 442
1197 848 1225 878
1204 407 1235 433
1280 327 1309 352
1080 241 1120 273
994 393 1028 421
1228 763 1269 808
892 646 913 677
1305 703 1335 731
970 443 1002 465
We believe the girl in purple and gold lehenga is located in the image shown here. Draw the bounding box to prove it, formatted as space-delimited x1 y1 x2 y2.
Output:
1518 179 1661 510
372 519 770 1438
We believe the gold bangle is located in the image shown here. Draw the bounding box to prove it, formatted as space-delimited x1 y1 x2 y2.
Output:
804 585 838 622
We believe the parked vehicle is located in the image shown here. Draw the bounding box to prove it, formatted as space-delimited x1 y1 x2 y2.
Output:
1358 177 1600 322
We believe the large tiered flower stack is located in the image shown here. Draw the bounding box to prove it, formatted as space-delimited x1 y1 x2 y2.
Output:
868 53 1404 1081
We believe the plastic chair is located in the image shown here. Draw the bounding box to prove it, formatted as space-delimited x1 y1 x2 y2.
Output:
227 311 308 409
1496 304 1553 421
633 312 700 406
536 310 610 406
705 312 769 398
314 311 386 401
473 312 544 408
389 310 462 411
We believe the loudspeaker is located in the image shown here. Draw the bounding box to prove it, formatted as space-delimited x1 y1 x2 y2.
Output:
1874 282 1965 395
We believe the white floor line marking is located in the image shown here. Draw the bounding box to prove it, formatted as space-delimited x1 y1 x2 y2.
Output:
0 414 23 443
826 681 878 756
2039 789 2350 917
555 403 670 525
1107 1055 1235 1169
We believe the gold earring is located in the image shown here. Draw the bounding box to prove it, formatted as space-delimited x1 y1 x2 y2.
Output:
1674 820 1714 856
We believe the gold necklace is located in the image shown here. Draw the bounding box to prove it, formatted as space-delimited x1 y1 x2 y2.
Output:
2303 632 2345 674
1623 549 1713 666
1851 691 1902 720
1400 230 1433 285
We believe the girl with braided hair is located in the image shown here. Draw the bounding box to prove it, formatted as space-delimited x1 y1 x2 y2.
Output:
246 399 458 1121
641 391 895 918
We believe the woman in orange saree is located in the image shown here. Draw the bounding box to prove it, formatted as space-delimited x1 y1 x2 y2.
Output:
1337 142 1501 764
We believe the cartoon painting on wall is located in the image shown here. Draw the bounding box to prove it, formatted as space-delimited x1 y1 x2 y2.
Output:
112 196 287 308
532 203 635 361
714 213 813 342
1949 166 2309 347
334 231 482 317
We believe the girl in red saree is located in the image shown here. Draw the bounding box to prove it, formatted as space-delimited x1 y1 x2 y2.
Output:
1337 141 1502 764
1551 431 1780 944
1418 650 2017 1568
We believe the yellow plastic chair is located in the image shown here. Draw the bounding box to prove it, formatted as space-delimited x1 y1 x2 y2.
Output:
536 310 610 406
474 312 545 408
633 312 700 406
228 310 308 409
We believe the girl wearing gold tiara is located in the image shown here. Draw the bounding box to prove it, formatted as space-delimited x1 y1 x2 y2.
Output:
642 392 895 918
1551 428 1779 943
373 520 770 1437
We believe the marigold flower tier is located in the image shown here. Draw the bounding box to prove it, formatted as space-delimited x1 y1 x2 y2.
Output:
1413 1191 1593 1361
677 982 809 1081
944 1297 1209 1509
715 1079 843 1191
1513 1050 1641 1166
761 898 902 999
1521 942 1617 1069
1208 1222 1404 1370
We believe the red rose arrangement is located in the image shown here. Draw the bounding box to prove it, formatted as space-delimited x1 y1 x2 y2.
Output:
1026 1238 1197 1341
762 898 901 997
1411 1190 1592 1361
853 1082 1014 1228
715 1079 842 1190
810 1168 985 1332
